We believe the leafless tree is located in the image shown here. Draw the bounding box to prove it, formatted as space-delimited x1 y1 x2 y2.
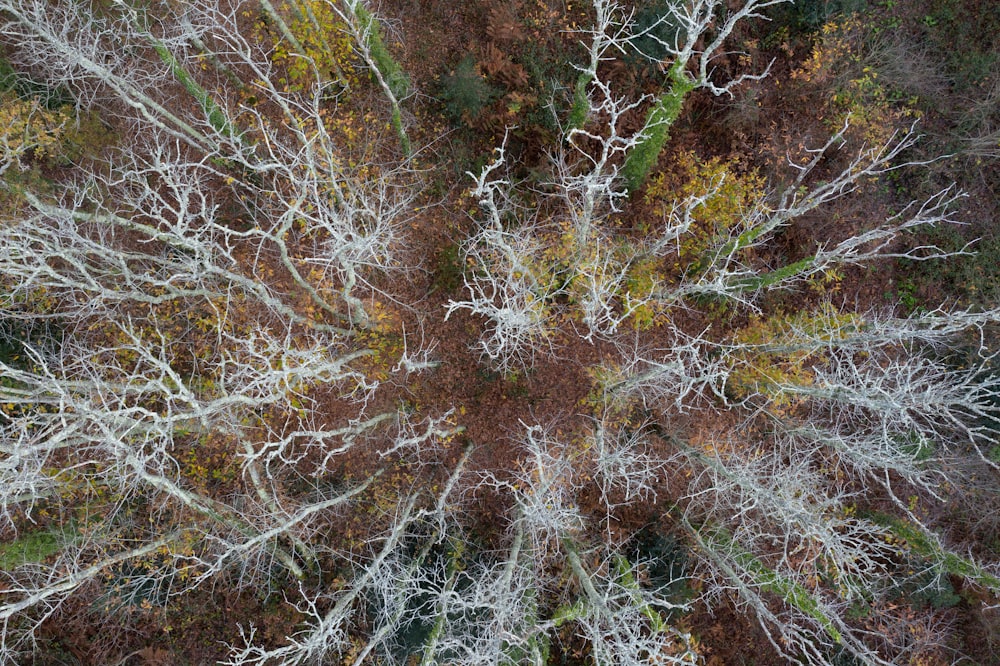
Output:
0 3 433 655
445 143 559 372
2 0 998 663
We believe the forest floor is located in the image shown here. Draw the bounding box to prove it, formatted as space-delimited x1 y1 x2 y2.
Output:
369 1 1000 663
11 0 1000 663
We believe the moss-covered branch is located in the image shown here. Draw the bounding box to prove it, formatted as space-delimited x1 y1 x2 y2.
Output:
623 64 695 192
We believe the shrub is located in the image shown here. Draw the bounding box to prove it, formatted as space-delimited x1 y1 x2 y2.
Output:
439 55 499 126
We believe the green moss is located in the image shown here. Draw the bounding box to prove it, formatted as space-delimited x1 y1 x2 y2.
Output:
613 554 670 632
355 5 411 154
148 39 236 141
868 513 1000 592
355 5 410 100
623 65 695 192
567 71 594 131
551 599 586 627
704 527 842 643
0 523 75 571
735 257 817 291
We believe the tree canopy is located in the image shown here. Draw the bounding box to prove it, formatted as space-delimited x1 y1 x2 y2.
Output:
1 0 999 664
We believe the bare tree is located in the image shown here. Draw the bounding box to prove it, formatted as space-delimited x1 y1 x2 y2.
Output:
596 308 1000 664
221 446 472 665
0 3 433 655
470 423 699 665
636 123 971 309
2 0 998 663
445 143 559 372
0 0 220 150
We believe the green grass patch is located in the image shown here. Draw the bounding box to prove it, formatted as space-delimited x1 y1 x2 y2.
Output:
0 523 75 571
